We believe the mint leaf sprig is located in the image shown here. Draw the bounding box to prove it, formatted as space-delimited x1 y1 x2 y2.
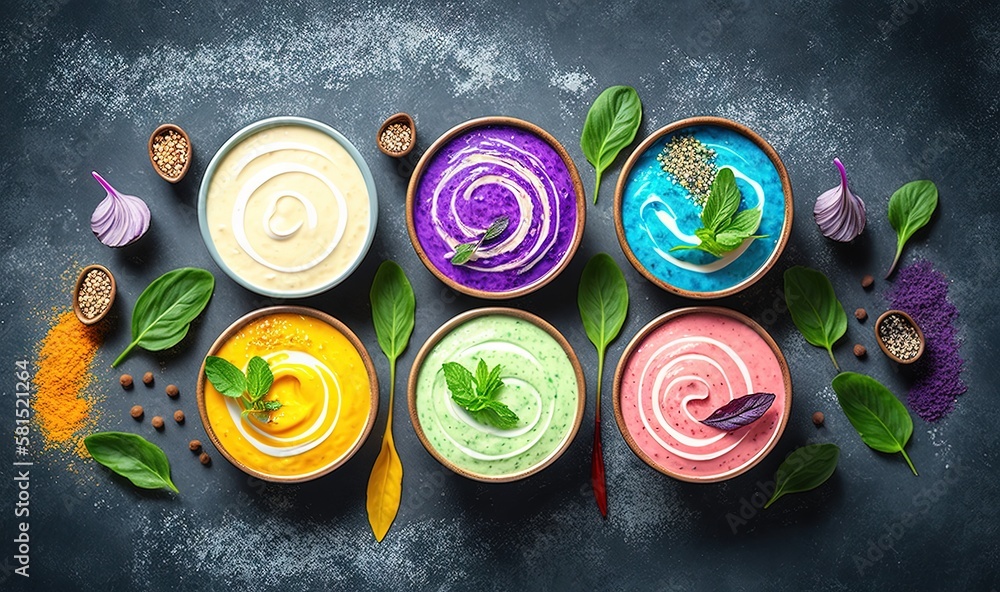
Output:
450 216 509 265
670 168 766 258
204 355 282 422
441 359 519 429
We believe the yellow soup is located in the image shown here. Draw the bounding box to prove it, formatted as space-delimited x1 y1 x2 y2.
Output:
204 312 374 478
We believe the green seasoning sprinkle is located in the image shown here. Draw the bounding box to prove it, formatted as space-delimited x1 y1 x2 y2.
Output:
656 134 718 206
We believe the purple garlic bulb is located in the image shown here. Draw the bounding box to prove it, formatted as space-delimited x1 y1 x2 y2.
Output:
813 158 866 242
90 172 151 247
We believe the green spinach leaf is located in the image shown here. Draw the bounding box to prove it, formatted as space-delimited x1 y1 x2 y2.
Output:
832 372 917 475
581 85 642 204
367 261 415 542
765 443 839 508
886 180 938 278
578 253 629 517
85 431 178 493
113 268 215 367
783 266 847 370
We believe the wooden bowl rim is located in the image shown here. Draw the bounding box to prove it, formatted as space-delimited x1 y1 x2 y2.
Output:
195 305 380 483
612 116 794 299
612 305 793 483
376 112 416 157
406 306 586 483
72 264 116 325
148 123 192 183
404 116 587 300
874 309 926 364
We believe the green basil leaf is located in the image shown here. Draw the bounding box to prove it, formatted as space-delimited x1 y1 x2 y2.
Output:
204 356 247 398
450 243 477 265
482 216 510 241
765 443 840 508
84 432 178 493
370 261 415 363
113 268 215 367
581 85 642 204
783 266 847 371
701 167 740 231
442 362 477 406
832 372 917 475
723 206 763 236
246 356 274 401
886 180 938 278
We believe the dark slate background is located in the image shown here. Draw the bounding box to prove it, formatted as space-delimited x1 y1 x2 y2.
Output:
2 1 998 590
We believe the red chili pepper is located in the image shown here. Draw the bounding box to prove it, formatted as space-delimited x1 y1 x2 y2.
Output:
591 418 608 517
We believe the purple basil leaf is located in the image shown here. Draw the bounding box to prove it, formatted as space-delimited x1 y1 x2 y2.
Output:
700 392 776 431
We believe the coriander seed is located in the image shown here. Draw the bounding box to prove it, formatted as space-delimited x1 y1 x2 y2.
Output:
189 439 202 453
151 416 165 430
199 452 212 466
853 344 867 358
861 274 874 289
165 384 179 398
120 374 133 389
130 405 144 420
143 371 154 385
812 411 825 426
855 308 868 322
77 268 113 319
379 122 413 154
173 410 185 423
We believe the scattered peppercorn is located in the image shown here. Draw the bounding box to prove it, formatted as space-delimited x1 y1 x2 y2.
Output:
189 439 202 453
77 268 113 319
173 410 185 423
812 411 825 426
165 384 179 398
120 374 133 389
855 307 868 322
199 452 212 466
151 128 189 179
379 122 413 154
861 274 874 289
142 371 154 385
854 344 867 358
151 416 165 430
130 405 144 420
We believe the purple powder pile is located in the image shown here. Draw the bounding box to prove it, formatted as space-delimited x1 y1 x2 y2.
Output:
887 260 966 421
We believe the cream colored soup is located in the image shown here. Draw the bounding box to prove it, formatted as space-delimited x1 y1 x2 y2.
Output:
206 124 371 294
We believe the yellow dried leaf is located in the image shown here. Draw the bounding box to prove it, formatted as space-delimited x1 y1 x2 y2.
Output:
366 428 403 542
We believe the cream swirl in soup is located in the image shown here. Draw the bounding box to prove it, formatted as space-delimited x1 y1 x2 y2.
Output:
205 123 372 295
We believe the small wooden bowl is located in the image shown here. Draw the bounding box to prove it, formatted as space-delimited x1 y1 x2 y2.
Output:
377 113 416 157
874 310 925 364
72 264 116 325
148 123 193 183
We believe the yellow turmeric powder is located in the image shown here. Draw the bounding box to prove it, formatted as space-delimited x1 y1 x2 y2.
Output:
33 310 106 458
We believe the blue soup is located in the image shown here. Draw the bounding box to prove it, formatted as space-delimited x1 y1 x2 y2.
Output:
620 124 787 295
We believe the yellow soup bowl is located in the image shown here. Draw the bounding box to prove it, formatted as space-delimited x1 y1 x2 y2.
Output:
197 306 378 482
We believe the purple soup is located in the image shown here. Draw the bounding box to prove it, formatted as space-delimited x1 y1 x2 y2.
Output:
411 124 580 294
